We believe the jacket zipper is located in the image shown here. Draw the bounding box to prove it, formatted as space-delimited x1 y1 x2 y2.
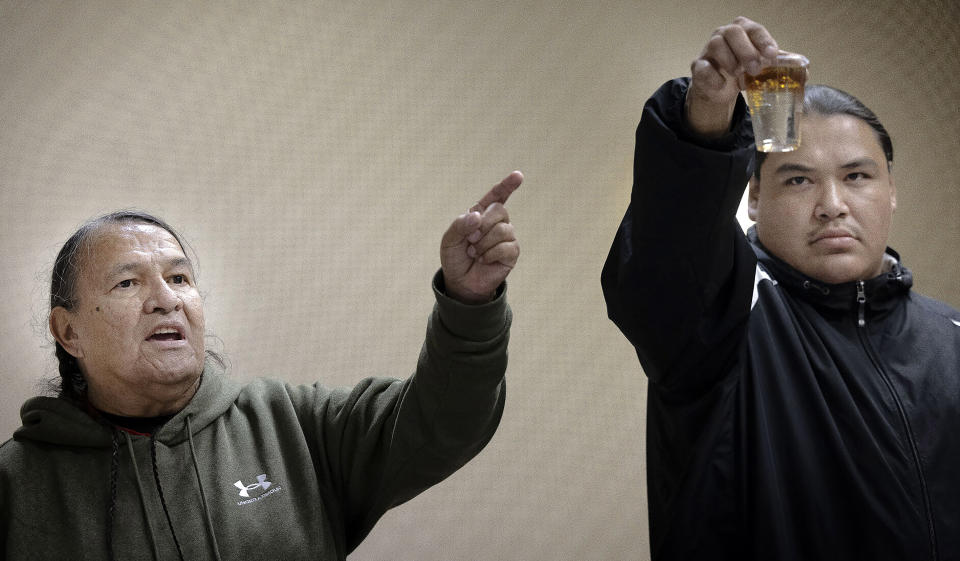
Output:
855 285 939 560
856 281 866 327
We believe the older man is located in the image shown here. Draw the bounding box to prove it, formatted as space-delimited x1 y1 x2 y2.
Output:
602 17 960 561
1 172 521 560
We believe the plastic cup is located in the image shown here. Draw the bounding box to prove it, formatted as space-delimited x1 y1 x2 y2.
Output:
744 52 810 152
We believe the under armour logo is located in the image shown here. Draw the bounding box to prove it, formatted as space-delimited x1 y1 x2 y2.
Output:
235 474 272 497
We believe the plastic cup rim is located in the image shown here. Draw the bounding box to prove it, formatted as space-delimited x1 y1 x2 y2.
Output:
774 52 809 67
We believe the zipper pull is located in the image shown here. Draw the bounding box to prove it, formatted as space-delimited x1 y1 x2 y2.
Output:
856 280 866 327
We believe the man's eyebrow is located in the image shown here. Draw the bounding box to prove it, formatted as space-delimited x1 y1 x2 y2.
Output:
107 262 142 278
166 256 193 270
106 257 192 278
773 163 815 175
773 158 882 175
839 157 881 169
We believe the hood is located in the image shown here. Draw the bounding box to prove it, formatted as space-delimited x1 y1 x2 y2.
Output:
13 362 243 447
11 361 239 561
14 394 112 448
746 226 912 316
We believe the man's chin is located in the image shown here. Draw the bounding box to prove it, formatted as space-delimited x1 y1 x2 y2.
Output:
800 255 875 285
140 360 204 387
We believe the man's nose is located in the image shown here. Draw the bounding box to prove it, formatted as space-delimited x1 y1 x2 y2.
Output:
815 179 849 221
143 278 182 313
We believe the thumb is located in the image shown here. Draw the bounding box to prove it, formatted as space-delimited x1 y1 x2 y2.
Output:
690 58 732 96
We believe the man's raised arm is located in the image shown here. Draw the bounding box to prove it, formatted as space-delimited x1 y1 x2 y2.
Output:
601 17 779 391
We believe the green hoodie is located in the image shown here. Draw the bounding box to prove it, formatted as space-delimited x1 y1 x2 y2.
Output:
1 277 511 560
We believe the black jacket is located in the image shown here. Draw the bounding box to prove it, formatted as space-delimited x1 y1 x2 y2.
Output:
602 78 960 561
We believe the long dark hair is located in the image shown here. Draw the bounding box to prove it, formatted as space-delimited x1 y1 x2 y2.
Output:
49 210 219 401
753 84 894 178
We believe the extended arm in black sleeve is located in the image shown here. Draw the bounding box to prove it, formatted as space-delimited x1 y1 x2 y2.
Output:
601 78 758 394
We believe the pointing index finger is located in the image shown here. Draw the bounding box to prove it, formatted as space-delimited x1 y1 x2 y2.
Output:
470 171 523 212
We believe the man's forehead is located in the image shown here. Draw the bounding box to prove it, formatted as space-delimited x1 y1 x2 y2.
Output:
96 223 182 248
86 223 189 272
762 114 887 175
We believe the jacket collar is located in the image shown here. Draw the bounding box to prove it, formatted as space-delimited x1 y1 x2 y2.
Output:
14 361 241 448
152 363 242 445
746 226 912 317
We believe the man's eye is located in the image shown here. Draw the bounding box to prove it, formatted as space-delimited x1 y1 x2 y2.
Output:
170 274 186 285
847 172 868 181
116 279 134 289
786 176 809 186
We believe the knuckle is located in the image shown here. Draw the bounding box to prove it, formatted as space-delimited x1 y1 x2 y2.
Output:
703 36 729 60
690 58 713 79
486 202 505 213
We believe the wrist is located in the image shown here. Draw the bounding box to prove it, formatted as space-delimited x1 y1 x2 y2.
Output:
443 280 495 305
434 270 502 305
683 89 736 140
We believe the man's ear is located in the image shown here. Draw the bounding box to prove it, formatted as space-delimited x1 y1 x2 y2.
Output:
747 177 760 222
50 307 84 359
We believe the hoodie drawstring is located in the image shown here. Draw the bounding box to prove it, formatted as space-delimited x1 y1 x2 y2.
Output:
150 433 187 560
107 431 121 561
186 414 224 561
122 431 162 561
104 417 223 561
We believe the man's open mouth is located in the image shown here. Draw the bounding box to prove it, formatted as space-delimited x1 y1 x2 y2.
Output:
148 328 184 341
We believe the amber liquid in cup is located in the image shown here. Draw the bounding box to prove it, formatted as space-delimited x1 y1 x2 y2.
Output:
745 57 808 152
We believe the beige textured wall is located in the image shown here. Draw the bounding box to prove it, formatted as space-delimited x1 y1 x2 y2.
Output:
2 1 957 559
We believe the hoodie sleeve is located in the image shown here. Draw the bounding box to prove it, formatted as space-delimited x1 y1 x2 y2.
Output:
302 270 510 552
600 77 758 395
